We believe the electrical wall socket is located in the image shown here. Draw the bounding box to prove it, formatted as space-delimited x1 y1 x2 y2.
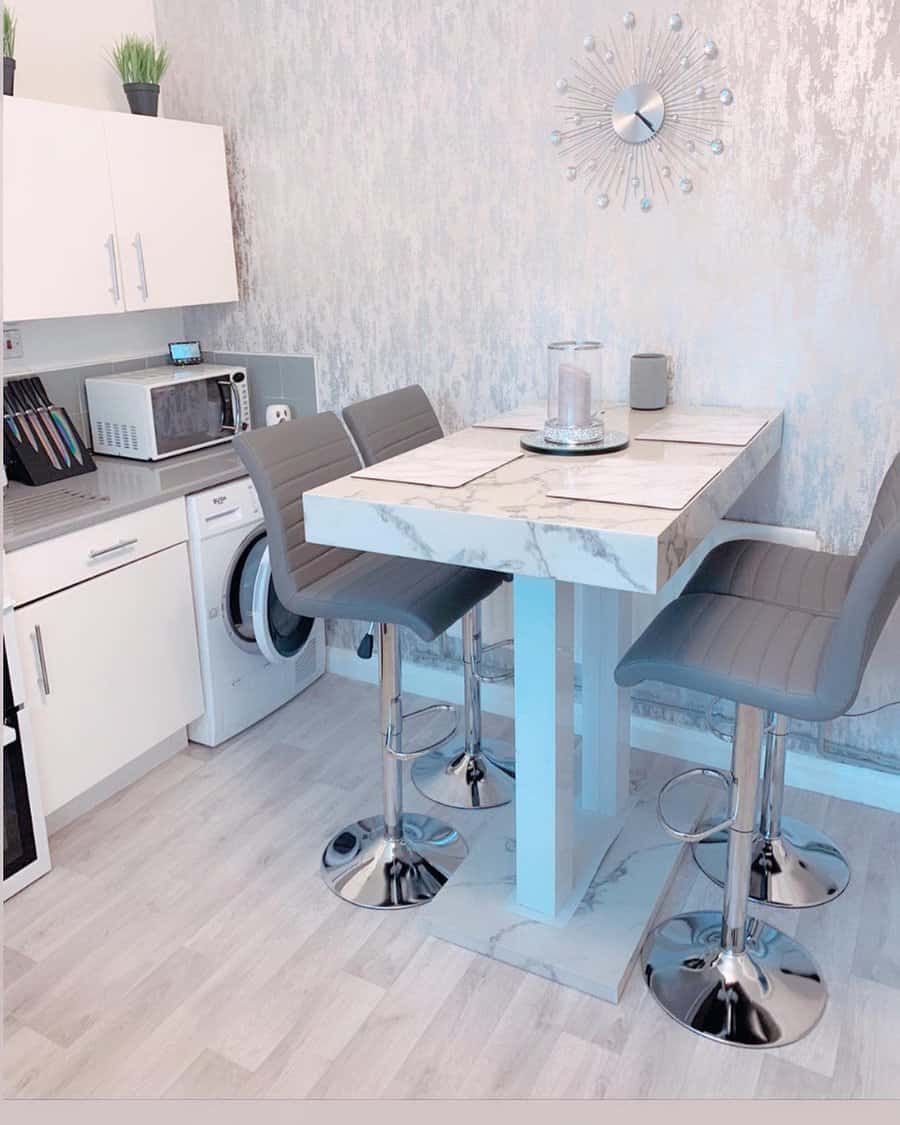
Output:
3 326 24 360
265 403 292 426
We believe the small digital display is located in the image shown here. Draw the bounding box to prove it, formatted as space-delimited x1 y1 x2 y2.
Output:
168 340 203 366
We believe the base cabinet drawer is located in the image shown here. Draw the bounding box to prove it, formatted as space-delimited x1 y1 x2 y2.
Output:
5 497 188 606
15 543 203 815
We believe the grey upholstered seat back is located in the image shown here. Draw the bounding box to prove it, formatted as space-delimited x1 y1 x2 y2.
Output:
233 413 363 609
854 454 900 571
817 452 900 713
343 385 444 466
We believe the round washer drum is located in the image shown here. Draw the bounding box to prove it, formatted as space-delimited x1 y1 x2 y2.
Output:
225 528 315 664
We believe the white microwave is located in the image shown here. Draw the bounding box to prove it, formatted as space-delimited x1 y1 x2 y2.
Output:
85 364 251 461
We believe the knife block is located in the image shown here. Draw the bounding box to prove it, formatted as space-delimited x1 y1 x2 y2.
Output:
3 383 96 486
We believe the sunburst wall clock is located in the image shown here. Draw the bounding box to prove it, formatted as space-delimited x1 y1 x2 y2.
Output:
551 10 734 212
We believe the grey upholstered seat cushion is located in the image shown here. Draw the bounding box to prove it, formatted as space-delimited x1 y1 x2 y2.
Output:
343 385 444 466
685 539 853 616
293 551 503 641
615 592 837 721
234 411 504 642
618 452 899 723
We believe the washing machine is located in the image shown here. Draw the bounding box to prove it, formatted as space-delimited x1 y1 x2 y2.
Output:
186 476 325 747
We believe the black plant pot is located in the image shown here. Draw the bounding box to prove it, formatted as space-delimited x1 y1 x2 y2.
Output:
123 82 160 116
3 56 15 97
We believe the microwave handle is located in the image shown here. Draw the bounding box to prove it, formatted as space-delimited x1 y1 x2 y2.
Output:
217 378 242 434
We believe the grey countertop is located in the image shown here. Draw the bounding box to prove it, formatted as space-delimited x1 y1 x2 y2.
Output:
3 445 248 552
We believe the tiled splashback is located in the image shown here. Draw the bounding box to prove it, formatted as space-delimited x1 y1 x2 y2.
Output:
211 351 317 430
12 351 316 449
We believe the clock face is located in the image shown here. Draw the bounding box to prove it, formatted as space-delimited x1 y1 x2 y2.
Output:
611 82 665 143
552 11 734 212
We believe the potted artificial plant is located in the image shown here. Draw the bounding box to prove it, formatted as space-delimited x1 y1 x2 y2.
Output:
110 34 169 117
3 6 16 96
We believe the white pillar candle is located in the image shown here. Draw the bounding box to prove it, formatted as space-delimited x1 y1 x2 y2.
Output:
557 362 592 427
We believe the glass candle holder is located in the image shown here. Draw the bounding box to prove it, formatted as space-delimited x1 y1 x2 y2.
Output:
543 341 604 445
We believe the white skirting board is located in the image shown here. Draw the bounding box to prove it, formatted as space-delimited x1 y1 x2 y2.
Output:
326 645 900 815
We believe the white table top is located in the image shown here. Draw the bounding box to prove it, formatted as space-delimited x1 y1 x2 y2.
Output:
303 403 783 594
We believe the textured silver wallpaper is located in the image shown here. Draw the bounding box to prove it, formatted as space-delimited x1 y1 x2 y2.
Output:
155 0 900 760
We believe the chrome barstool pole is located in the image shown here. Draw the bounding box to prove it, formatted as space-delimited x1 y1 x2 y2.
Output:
759 710 787 840
693 710 851 908
381 623 404 843
411 604 516 809
321 623 467 908
719 706 761 957
642 704 827 1048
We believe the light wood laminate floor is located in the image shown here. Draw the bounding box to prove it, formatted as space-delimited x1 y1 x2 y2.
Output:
4 673 900 1099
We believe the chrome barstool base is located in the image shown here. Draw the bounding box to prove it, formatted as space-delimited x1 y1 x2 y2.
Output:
321 813 467 909
642 910 827 1048
692 816 851 908
411 738 515 809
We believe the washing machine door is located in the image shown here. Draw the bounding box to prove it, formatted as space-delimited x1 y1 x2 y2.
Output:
227 530 315 664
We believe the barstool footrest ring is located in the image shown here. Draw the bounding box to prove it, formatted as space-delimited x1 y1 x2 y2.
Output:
657 766 737 843
473 638 514 683
390 703 460 761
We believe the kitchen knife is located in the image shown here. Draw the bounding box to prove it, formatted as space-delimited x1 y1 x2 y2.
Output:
3 388 22 443
13 380 61 470
6 382 40 454
31 378 84 466
22 379 70 469
26 378 73 468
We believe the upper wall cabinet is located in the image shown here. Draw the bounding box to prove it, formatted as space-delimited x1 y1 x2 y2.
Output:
2 99 122 321
103 113 239 313
2 98 239 323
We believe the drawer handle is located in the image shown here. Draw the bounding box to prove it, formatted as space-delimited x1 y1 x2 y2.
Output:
88 537 139 560
34 625 51 696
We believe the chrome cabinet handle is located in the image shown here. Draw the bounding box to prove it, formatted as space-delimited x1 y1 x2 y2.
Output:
33 626 51 696
105 233 121 303
132 232 149 301
88 537 138 560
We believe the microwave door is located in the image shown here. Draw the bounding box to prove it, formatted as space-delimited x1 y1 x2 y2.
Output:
150 377 231 456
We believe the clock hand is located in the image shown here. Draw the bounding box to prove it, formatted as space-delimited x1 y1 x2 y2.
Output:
634 110 657 134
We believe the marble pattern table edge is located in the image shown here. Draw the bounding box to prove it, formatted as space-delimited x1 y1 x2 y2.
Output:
303 410 784 596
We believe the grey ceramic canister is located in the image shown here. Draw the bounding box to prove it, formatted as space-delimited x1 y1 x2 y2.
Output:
630 353 668 410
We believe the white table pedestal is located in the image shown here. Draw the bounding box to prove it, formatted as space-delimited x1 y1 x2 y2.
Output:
422 578 686 1002
422 748 686 1001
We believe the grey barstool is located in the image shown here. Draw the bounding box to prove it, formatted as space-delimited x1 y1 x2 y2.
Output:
342 385 516 810
615 452 900 1047
684 540 855 907
235 412 504 909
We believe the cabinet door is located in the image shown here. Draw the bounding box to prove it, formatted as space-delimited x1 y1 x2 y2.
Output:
103 113 239 311
15 544 204 815
2 98 123 321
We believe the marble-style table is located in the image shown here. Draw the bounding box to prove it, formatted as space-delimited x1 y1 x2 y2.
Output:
304 402 783 999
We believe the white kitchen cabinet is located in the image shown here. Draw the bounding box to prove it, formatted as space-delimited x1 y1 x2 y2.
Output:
14 543 204 815
2 98 238 322
2 98 123 322
103 112 239 311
